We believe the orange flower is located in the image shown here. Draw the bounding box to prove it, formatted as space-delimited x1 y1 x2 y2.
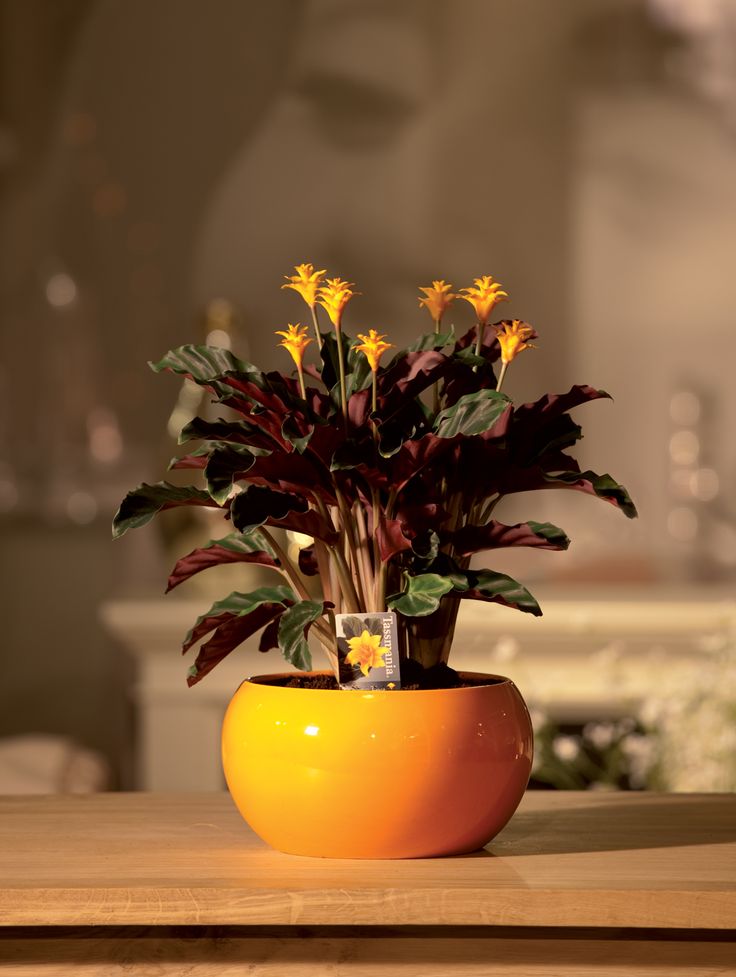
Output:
345 630 385 676
317 277 358 329
355 329 394 372
281 263 326 309
418 280 457 323
496 320 536 365
275 323 313 368
459 275 509 325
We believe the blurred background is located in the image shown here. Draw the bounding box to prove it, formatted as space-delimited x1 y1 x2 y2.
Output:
1 0 735 794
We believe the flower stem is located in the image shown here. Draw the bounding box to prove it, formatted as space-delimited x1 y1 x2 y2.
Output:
496 361 508 392
335 324 349 432
432 318 441 414
310 305 323 351
296 363 306 399
474 319 484 359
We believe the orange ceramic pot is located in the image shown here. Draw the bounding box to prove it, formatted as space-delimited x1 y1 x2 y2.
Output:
221 670 533 859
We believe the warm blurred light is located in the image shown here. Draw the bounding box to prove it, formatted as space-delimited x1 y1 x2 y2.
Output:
689 467 719 501
87 407 124 463
127 221 161 255
667 506 698 541
167 379 202 439
205 328 231 348
63 111 97 147
669 429 699 465
66 491 98 525
669 390 701 426
45 272 77 308
129 264 163 298
491 635 519 662
93 181 127 217
77 152 108 187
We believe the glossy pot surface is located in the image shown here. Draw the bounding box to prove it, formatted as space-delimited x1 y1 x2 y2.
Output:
222 671 533 858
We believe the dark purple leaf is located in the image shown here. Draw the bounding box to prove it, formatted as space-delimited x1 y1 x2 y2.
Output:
188 603 286 686
167 532 280 592
298 546 319 575
449 520 570 556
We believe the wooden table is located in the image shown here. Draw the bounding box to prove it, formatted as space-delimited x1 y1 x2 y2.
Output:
1 791 734 975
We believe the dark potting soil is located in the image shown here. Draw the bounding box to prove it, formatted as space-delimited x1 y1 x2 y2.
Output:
281 661 504 691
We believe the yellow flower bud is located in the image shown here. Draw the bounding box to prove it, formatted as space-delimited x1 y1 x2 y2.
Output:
418 280 457 323
496 319 536 365
281 263 326 309
275 323 313 369
355 329 394 372
459 275 509 326
317 277 359 330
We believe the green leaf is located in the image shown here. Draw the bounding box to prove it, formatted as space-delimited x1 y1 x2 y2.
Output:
178 416 272 447
456 570 542 616
345 340 374 396
277 600 328 671
281 413 313 453
319 332 353 401
545 470 638 519
150 344 258 383
210 530 277 559
183 586 295 651
112 482 217 538
388 573 457 617
385 329 455 369
204 444 270 504
433 389 511 439
525 521 571 548
406 328 455 352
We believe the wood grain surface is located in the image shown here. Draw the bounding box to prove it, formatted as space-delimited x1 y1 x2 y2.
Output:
0 791 734 929
1 928 735 976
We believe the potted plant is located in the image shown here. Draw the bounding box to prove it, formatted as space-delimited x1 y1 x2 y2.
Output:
114 264 637 858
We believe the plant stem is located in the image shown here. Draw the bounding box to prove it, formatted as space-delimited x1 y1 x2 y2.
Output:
314 495 361 613
353 501 376 611
432 317 441 414
374 486 398 611
259 527 311 601
259 526 333 645
310 305 323 351
335 324 349 432
371 486 391 610
296 363 306 399
334 483 366 610
314 540 332 604
474 319 484 359
496 361 508 392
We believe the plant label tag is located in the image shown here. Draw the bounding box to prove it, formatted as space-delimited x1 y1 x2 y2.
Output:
335 612 401 690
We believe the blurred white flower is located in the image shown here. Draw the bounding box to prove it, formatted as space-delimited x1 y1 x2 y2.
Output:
491 636 519 662
552 734 581 761
583 721 616 750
